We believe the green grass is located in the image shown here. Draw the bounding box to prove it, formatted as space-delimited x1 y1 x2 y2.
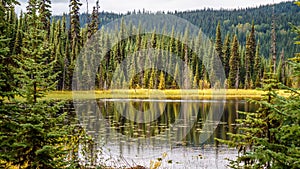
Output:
43 89 287 100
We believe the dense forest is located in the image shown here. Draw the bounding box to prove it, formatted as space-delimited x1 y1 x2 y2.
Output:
54 1 300 60
1 0 300 168
9 1 299 91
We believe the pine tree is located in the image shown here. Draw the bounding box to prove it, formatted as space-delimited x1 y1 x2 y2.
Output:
3 0 71 167
0 0 19 100
16 0 56 102
222 33 231 78
38 0 51 36
69 0 82 52
158 71 165 90
238 46 246 89
277 49 286 85
254 43 262 88
172 62 180 88
0 1 20 166
215 21 223 65
218 63 300 168
149 69 155 89
271 5 277 74
6 5 18 56
228 35 240 89
217 4 300 167
209 22 224 88
88 0 100 39
12 11 23 55
69 0 82 59
249 21 256 77
68 0 82 90
183 26 190 89
192 75 198 89
245 34 251 89
151 28 157 49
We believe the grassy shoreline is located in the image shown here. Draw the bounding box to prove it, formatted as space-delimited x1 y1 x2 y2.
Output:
44 89 290 100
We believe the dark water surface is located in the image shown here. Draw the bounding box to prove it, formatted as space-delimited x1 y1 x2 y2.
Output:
72 99 257 168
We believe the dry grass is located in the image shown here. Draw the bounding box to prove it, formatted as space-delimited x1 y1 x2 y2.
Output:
43 89 291 100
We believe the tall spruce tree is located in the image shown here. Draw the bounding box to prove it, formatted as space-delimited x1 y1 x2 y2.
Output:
0 1 20 167
218 57 300 169
245 34 251 89
271 5 277 74
16 0 56 103
249 21 256 77
68 0 82 90
12 11 23 55
87 0 99 39
69 0 82 61
38 0 51 36
215 22 223 65
223 33 231 78
217 3 300 167
0 0 19 100
3 0 72 167
254 42 262 88
228 35 240 89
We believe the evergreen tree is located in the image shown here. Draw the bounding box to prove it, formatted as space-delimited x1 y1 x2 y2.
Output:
228 35 240 89
12 11 23 55
254 43 262 88
183 26 190 89
218 64 300 169
38 0 51 36
0 1 19 166
217 3 300 167
6 5 18 55
151 28 157 49
68 0 82 90
277 49 286 85
249 21 256 77
1 0 73 168
0 0 19 99
215 21 223 65
69 0 82 58
0 8 18 167
16 0 56 102
158 71 165 90
245 34 251 89
271 6 277 74
87 0 99 39
149 69 155 89
222 33 231 78
192 75 198 89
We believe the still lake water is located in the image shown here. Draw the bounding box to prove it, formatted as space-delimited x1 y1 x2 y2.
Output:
72 99 257 168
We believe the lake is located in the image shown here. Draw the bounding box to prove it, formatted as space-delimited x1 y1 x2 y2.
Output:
70 98 257 168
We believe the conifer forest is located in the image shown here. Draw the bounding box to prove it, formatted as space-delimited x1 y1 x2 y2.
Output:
0 0 300 168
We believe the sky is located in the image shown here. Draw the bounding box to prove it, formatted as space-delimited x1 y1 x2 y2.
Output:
15 0 294 15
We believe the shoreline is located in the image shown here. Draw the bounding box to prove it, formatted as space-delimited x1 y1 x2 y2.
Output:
43 89 286 100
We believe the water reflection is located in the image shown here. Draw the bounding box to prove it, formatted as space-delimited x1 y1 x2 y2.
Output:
74 99 257 168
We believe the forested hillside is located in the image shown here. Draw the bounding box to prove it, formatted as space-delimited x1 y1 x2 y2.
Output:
51 1 300 90
174 2 300 58
1 0 300 91
54 1 300 59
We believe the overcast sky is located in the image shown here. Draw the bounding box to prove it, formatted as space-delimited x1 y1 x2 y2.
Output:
16 0 294 15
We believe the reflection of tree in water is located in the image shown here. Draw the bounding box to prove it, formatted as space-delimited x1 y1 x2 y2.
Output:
100 101 179 138
93 100 257 146
66 99 257 167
